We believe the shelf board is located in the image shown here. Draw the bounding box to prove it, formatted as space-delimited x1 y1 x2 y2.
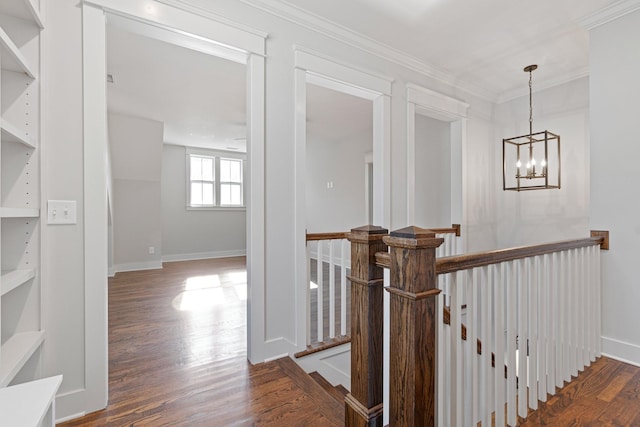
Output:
0 375 62 427
0 0 43 29
0 330 45 387
1 269 36 296
0 25 35 78
0 118 36 148
0 207 39 218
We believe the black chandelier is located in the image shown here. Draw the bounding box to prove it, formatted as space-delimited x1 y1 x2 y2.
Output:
503 65 561 191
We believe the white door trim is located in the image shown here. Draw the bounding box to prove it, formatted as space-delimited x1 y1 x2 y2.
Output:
293 48 391 350
405 83 469 241
80 0 266 414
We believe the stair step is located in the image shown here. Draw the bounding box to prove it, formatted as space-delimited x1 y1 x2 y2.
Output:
272 357 344 423
309 371 348 404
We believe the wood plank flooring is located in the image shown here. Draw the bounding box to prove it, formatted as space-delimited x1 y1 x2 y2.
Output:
57 258 343 426
521 356 640 426
54 256 640 426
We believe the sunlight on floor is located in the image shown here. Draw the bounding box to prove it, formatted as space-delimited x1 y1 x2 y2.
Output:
172 274 223 311
172 273 248 311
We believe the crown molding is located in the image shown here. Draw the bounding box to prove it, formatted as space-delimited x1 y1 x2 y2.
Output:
578 0 640 30
155 0 269 39
239 0 499 102
497 67 590 104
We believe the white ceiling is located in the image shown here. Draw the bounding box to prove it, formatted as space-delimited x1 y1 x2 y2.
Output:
106 22 247 152
245 0 632 101
106 0 637 152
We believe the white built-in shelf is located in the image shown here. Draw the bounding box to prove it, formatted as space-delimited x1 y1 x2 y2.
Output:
0 0 44 29
0 207 39 218
1 269 36 296
0 330 45 387
0 118 37 148
0 25 35 78
0 375 61 427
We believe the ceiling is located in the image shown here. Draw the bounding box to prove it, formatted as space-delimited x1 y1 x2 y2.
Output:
106 22 247 152
245 0 629 101
106 0 635 152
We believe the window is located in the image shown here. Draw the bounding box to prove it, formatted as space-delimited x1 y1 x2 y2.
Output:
190 155 215 207
220 158 243 206
187 149 245 208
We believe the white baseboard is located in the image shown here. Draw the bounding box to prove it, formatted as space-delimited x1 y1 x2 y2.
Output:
112 260 163 274
602 336 640 367
162 249 246 262
55 388 88 423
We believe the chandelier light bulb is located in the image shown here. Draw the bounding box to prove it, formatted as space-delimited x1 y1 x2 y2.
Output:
516 160 522 168
541 159 547 167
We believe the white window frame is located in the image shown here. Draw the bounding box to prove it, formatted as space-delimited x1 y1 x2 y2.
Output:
186 147 246 210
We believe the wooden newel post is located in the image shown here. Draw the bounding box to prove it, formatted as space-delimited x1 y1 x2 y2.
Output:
345 225 388 427
384 226 444 426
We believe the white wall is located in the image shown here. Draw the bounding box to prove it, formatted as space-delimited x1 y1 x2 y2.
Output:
108 113 164 271
493 77 590 248
414 114 451 228
42 0 87 415
305 133 372 233
161 144 246 260
590 9 640 365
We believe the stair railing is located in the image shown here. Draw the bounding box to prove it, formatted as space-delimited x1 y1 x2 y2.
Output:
303 226 460 351
346 225 609 427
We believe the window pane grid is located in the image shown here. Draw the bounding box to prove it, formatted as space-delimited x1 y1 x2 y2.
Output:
188 154 243 208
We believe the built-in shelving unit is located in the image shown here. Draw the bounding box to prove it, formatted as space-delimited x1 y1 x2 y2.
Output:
1 268 35 296
1 0 46 398
0 375 61 427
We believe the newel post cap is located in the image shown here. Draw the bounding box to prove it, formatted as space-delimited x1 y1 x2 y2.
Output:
348 225 389 243
384 225 443 249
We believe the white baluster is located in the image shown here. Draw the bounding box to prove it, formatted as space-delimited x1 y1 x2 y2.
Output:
329 240 335 339
528 257 538 411
595 246 602 356
467 268 479 425
548 252 557 394
517 258 528 418
569 249 577 378
506 261 517 426
480 265 492 427
561 250 571 383
538 254 548 402
317 240 324 342
436 290 445 427
306 241 312 346
494 264 506 427
450 273 463 426
340 239 347 337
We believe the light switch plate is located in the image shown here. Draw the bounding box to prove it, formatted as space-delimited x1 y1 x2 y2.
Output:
48 200 77 224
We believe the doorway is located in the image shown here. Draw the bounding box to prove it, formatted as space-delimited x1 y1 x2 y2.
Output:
81 2 266 412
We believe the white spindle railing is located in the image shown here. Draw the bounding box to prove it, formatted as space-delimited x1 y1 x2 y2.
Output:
306 233 350 345
306 227 459 347
436 241 603 426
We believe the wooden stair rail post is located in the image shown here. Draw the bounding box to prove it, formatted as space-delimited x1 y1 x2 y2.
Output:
384 226 444 426
345 225 389 427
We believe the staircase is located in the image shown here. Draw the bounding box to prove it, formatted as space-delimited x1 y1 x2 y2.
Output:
271 357 345 425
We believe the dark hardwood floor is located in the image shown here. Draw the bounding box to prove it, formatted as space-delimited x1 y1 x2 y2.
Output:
57 257 343 426
521 356 640 426
55 256 640 426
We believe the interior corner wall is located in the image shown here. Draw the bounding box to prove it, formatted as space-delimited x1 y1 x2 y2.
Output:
108 113 164 271
590 9 640 365
161 144 246 260
493 77 590 249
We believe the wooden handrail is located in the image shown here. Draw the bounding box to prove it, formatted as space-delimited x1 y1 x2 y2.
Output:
306 231 349 241
436 236 606 275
